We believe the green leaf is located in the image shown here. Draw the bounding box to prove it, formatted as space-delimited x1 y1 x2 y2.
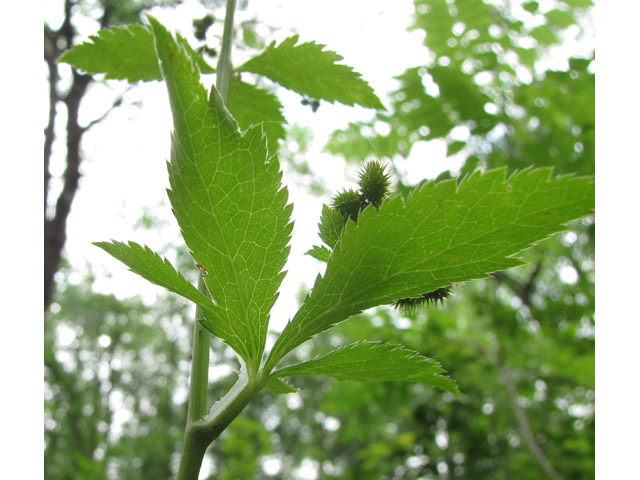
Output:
58 24 160 81
266 377 298 395
237 35 384 110
529 25 559 46
305 245 332 263
241 24 263 49
513 46 538 68
324 120 409 163
93 241 238 342
58 23 214 83
148 17 292 366
446 140 466 157
454 0 495 33
413 0 456 54
266 168 594 369
272 341 458 396
545 9 577 29
226 78 287 155
523 1 539 13
93 240 213 312
318 204 347 250
560 0 593 8
177 36 216 74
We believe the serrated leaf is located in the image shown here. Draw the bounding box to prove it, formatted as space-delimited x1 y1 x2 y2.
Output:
58 23 214 83
58 24 159 81
305 245 331 263
93 240 212 310
266 377 298 395
226 78 287 155
272 341 458 396
177 36 216 74
237 35 384 110
266 168 594 369
318 204 347 249
93 241 235 341
148 17 292 366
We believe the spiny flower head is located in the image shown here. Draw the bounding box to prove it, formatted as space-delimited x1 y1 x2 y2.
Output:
357 160 391 208
332 188 366 222
393 286 454 313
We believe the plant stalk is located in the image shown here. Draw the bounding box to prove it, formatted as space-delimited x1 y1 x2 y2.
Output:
186 277 212 424
216 0 237 102
177 1 239 478
177 278 212 480
176 424 209 480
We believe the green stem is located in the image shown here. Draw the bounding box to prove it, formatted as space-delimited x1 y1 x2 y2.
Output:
177 2 240 478
186 277 211 424
216 0 237 102
177 277 211 480
193 363 267 443
176 425 209 480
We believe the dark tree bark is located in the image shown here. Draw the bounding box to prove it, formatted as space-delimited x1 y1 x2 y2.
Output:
44 0 185 309
44 1 118 309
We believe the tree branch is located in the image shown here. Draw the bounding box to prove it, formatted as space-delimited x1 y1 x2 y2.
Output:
44 68 91 308
80 86 132 133
491 261 542 308
472 341 560 480
44 0 132 308
44 25 60 218
496 356 561 480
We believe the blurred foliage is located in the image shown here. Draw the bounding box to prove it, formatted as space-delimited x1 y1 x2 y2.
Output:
46 0 593 478
325 0 594 179
44 260 189 479
249 219 594 479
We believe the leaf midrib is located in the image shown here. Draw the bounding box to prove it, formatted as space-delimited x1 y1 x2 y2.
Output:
159 31 255 362
273 191 578 362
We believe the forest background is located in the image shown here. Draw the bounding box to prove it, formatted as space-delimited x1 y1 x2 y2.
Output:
0 0 637 478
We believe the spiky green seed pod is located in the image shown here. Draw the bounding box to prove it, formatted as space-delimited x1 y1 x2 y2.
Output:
358 160 391 208
393 286 453 313
332 189 367 222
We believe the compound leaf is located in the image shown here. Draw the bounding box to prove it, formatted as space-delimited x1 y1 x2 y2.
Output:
266 377 298 395
266 168 594 369
272 341 458 396
149 17 292 366
238 35 384 110
226 78 287 155
93 240 211 311
92 241 237 342
318 204 347 249
305 245 332 263
58 23 214 83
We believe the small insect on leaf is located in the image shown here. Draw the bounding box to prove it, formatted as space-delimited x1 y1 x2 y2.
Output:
196 263 209 277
